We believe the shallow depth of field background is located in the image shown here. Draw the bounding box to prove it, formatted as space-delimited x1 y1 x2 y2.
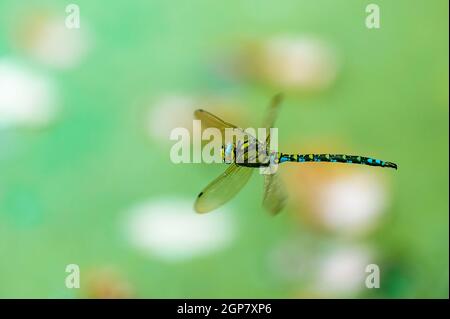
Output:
0 0 448 298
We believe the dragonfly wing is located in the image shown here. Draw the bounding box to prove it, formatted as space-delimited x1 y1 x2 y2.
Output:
262 93 283 143
263 93 284 129
195 164 254 213
262 172 288 215
194 109 237 133
195 108 262 150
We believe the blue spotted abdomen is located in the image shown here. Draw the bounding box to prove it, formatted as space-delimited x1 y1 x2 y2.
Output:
277 153 397 169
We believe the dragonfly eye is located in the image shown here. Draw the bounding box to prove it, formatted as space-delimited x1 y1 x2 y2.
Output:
222 143 235 164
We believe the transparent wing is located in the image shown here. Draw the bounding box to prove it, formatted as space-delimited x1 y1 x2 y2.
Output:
262 173 288 215
262 93 283 130
262 93 283 144
195 164 254 213
195 108 261 149
194 109 237 134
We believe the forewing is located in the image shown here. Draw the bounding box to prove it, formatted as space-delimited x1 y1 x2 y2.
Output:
263 94 283 130
195 164 254 213
195 108 262 150
262 93 283 149
194 109 237 133
262 172 288 215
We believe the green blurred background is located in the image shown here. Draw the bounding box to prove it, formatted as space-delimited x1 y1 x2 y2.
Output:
0 0 448 298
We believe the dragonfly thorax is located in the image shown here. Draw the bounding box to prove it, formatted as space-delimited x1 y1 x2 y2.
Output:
221 140 272 167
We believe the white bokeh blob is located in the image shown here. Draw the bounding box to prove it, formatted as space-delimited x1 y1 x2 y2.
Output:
123 198 236 261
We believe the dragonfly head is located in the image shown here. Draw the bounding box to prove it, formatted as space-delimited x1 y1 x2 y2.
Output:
221 142 235 164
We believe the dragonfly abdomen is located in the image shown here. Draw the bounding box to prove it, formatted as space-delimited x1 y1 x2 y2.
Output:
277 153 397 169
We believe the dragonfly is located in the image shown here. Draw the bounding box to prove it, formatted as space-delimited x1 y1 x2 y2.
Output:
194 94 397 215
